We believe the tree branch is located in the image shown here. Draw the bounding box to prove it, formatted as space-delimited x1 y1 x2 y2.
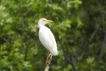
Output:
24 43 28 61
76 26 99 59
95 0 106 14
95 0 106 59
99 30 106 58
60 40 76 71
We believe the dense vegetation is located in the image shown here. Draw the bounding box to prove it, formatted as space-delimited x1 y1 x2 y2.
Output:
0 0 106 71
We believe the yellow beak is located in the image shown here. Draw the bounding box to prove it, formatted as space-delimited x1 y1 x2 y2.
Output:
46 20 53 23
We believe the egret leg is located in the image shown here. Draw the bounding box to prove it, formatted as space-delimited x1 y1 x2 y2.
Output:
46 52 50 64
47 54 52 64
46 52 52 64
45 52 53 71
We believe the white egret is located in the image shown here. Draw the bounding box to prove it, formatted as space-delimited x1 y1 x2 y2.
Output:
38 18 58 71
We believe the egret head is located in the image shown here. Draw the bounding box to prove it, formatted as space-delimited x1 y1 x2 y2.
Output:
38 18 53 28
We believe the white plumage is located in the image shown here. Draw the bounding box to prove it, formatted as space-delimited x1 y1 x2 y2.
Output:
38 18 58 56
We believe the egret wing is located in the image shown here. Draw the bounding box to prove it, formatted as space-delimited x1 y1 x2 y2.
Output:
39 27 58 55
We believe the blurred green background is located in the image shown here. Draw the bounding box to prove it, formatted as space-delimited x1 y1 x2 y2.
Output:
0 0 106 71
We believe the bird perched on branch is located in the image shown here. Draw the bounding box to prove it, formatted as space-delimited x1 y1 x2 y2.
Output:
38 18 58 71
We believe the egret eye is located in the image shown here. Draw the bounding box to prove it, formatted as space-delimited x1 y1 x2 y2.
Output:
44 19 47 21
42 18 47 21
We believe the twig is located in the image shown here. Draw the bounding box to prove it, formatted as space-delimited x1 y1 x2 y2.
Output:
24 43 28 61
95 0 106 59
60 40 76 71
76 26 99 59
95 0 106 14
99 30 106 58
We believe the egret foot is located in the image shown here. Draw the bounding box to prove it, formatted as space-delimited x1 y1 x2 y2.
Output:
47 54 52 64
46 53 52 65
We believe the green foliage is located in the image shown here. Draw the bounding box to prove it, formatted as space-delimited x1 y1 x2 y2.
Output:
0 0 106 71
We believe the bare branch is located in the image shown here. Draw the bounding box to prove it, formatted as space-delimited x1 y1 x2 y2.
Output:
24 44 28 61
95 0 106 59
95 0 106 14
99 30 106 58
60 40 76 71
76 26 99 58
